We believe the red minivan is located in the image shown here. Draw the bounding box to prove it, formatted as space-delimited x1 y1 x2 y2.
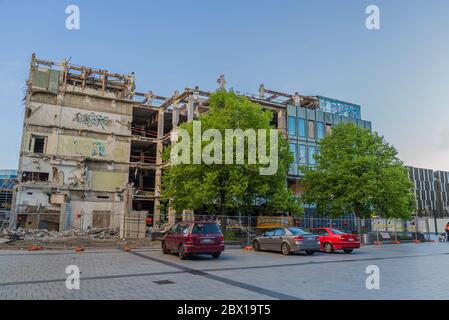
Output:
162 221 225 259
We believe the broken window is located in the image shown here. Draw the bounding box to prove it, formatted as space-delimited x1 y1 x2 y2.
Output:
22 171 49 182
30 135 47 153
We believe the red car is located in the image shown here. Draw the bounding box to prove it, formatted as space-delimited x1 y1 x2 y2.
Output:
162 221 225 259
311 227 360 254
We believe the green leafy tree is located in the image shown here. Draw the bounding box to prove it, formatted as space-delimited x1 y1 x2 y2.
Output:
161 90 302 216
301 123 415 219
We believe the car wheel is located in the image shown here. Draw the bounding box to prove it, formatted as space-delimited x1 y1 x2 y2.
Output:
324 243 334 254
305 250 314 255
281 243 291 255
178 244 187 260
212 252 221 259
343 249 353 254
253 240 261 252
162 241 169 254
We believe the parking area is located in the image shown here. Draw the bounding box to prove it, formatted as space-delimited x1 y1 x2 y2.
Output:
1 242 449 300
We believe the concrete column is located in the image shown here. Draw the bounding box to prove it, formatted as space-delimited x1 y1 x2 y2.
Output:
277 109 287 133
172 90 180 125
187 95 195 123
217 74 226 90
172 106 179 127
258 84 265 100
145 91 154 106
9 186 18 230
293 92 301 106
153 110 165 226
169 103 178 226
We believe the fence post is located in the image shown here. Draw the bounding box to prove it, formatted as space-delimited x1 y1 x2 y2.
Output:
414 217 418 241
357 217 361 246
376 220 380 244
247 215 250 247
394 219 397 242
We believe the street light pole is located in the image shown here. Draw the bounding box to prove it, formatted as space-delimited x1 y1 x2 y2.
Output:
434 178 444 236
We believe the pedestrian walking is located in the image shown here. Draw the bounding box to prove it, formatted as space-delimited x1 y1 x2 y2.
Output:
445 222 449 242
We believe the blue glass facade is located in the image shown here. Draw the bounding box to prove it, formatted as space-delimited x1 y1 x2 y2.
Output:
318 96 361 120
286 104 372 176
0 169 17 221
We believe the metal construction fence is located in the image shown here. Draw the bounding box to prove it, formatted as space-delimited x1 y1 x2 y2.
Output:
4 209 439 244
151 214 434 245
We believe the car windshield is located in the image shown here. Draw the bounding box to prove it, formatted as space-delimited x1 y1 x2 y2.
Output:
192 223 221 234
288 227 309 235
331 228 346 235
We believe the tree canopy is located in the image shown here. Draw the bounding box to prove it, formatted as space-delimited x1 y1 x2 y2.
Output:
301 123 415 219
160 90 302 216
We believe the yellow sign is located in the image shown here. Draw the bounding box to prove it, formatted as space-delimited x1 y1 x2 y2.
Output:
256 216 293 229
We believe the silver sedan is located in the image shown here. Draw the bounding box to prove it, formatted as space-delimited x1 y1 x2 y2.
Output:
252 227 321 255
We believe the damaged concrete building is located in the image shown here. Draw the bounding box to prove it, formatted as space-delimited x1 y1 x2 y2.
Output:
11 54 372 235
11 54 155 235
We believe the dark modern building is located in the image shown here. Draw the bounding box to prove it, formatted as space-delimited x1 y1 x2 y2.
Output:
407 166 449 217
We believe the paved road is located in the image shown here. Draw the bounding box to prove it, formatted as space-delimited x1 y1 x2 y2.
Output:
1 242 449 300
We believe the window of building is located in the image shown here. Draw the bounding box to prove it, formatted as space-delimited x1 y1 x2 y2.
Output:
309 146 316 165
298 118 306 137
299 144 307 164
308 120 315 139
288 117 296 136
316 121 325 140
22 171 49 182
326 123 332 135
289 143 297 163
30 135 47 154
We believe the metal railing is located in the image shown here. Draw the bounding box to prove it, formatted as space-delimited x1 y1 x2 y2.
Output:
3 210 435 244
149 214 433 245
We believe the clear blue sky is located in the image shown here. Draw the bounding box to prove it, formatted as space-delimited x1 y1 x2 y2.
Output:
1 0 449 170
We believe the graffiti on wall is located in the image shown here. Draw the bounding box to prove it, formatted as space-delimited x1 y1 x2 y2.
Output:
72 139 107 158
73 112 112 129
92 141 106 157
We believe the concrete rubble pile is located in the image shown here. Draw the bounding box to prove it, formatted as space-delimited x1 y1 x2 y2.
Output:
0 227 120 241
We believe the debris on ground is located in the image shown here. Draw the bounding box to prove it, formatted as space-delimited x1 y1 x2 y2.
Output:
0 227 120 241
148 223 171 240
